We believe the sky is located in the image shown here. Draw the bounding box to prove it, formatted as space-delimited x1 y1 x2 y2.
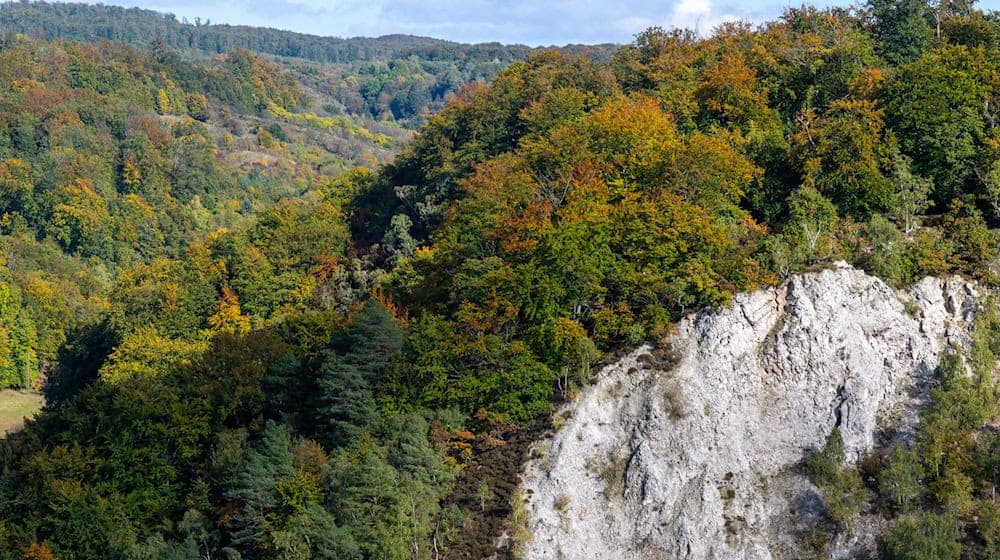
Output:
76 0 1000 46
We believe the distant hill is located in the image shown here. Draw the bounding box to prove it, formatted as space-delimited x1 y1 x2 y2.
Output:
0 1 618 64
0 2 618 124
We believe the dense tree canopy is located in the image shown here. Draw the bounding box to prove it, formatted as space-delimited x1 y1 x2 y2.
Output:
6 1 1000 559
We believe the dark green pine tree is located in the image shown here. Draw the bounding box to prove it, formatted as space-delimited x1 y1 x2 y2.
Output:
314 301 404 448
316 358 379 448
223 421 294 549
333 301 405 380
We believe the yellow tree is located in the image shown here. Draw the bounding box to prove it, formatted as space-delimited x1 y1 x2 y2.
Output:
695 52 775 130
99 325 208 383
120 154 142 193
155 88 171 115
207 287 252 335
47 178 112 257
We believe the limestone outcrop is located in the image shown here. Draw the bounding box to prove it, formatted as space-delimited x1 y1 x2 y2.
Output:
520 263 979 559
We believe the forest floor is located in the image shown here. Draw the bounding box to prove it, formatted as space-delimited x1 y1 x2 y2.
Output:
0 390 43 434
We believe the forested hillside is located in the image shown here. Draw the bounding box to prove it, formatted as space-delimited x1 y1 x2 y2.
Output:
0 31 408 395
0 2 616 124
3 1 1000 559
0 1 535 63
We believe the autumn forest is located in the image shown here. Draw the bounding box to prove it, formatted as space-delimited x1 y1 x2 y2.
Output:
2 0 1000 558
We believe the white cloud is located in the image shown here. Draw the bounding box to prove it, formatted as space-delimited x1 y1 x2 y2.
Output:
663 0 765 36
669 0 713 32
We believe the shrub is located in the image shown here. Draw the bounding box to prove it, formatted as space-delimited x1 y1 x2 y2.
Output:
807 428 867 529
879 513 961 560
807 428 846 486
879 443 923 512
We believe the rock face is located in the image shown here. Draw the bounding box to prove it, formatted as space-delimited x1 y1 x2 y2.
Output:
520 263 978 560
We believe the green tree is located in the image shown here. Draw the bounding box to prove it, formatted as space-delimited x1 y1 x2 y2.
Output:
785 185 840 265
861 214 906 284
329 301 404 384
0 280 39 389
0 159 36 221
792 100 896 217
941 197 997 279
869 0 932 64
807 429 846 485
223 421 295 550
883 46 995 202
825 468 867 529
45 483 138 560
979 500 1000 557
890 153 933 234
982 159 1000 219
327 433 407 559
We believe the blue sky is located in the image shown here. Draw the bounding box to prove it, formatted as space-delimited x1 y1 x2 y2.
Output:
81 0 1000 45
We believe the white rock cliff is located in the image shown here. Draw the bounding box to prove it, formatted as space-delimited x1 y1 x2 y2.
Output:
520 263 979 560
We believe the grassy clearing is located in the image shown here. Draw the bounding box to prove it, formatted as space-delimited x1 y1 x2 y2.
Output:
0 390 43 435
